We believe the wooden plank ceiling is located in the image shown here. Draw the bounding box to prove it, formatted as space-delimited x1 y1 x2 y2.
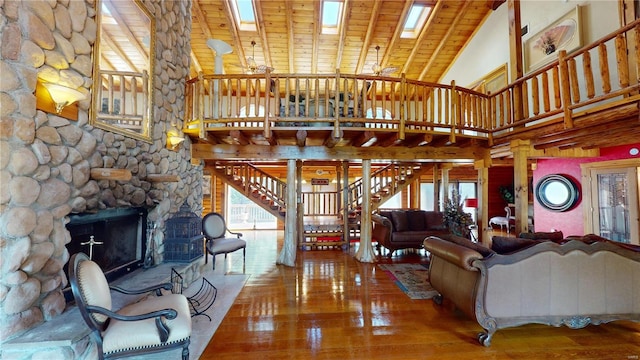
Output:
189 0 500 81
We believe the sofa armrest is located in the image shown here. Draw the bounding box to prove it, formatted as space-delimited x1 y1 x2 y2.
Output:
423 236 483 271
372 213 392 243
372 213 392 228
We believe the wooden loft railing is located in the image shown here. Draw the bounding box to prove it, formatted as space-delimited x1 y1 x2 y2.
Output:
183 19 639 142
95 70 150 131
184 71 487 141
490 19 640 140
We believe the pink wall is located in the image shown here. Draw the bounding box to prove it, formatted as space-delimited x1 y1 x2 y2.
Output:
534 143 640 237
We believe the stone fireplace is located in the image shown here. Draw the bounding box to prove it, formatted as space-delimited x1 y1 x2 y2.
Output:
0 0 201 352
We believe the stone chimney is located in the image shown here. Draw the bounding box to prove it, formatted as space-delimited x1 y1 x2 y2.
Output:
0 0 200 342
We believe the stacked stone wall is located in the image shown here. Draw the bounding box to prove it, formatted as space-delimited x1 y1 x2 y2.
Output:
0 0 198 343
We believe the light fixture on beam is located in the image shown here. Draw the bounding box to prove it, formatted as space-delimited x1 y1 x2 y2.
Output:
41 83 86 114
166 126 185 150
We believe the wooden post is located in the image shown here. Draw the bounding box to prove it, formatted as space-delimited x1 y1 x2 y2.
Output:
296 160 304 247
198 72 205 139
474 159 490 245
511 139 531 235
433 164 440 211
277 159 297 266
355 159 376 262
342 161 349 246
507 0 524 122
399 73 406 140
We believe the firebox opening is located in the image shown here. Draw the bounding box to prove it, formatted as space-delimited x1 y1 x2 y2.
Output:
63 207 147 302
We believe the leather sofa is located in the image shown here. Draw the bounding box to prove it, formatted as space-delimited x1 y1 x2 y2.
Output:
372 209 450 257
422 233 640 346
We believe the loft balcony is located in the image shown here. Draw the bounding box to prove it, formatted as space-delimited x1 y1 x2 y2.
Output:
181 19 640 158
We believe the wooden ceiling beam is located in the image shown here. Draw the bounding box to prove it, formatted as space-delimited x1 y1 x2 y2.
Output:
405 133 434 148
352 130 377 147
355 0 382 74
229 130 250 145
101 32 138 72
103 0 149 64
190 51 203 74
376 133 403 147
311 0 321 74
334 0 351 70
533 121 637 149
419 1 472 82
379 0 413 71
253 0 273 69
296 130 307 147
220 0 248 71
192 143 482 161
285 0 295 73
401 0 445 75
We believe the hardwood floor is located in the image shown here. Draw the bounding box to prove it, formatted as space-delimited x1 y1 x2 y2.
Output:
200 230 640 360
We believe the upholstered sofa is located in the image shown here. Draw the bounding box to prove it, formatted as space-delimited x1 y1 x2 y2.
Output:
372 209 449 257
422 233 640 346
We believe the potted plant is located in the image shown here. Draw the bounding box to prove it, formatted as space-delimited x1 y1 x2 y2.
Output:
443 189 474 238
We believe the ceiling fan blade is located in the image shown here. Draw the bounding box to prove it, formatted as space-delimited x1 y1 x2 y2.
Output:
381 66 398 75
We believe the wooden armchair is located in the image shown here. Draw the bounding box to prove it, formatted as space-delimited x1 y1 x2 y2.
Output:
69 253 192 359
202 212 247 270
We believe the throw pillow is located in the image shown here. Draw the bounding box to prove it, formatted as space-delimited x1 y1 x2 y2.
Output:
391 211 409 232
424 211 445 230
439 233 495 257
407 210 427 231
518 231 564 242
491 236 542 254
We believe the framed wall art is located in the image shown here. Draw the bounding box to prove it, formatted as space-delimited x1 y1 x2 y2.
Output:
523 6 582 73
469 63 508 95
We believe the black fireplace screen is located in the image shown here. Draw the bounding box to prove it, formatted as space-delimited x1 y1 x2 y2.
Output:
65 208 147 283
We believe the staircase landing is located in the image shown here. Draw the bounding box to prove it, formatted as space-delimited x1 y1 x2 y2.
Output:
301 216 359 250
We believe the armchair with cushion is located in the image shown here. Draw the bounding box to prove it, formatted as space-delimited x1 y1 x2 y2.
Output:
69 252 192 359
202 212 247 270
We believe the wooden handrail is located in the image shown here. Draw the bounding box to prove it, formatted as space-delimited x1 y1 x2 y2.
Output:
182 19 638 141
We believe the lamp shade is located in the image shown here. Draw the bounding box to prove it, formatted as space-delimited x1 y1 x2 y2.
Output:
464 198 478 208
42 83 86 113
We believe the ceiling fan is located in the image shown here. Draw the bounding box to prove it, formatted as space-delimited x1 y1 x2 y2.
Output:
370 45 398 76
246 40 274 74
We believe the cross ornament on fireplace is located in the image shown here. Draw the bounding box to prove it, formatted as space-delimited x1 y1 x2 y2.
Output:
81 235 103 260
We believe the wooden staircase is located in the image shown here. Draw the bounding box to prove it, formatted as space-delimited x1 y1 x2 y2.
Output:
211 163 288 222
345 162 431 213
212 162 428 231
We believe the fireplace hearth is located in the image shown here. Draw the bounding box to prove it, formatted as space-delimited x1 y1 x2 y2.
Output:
64 208 147 301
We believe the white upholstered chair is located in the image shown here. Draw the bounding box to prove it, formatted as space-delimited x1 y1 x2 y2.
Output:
69 253 192 359
202 212 247 270
489 206 515 233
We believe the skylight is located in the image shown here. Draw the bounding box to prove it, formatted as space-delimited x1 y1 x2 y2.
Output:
322 0 343 35
231 0 257 31
401 4 432 38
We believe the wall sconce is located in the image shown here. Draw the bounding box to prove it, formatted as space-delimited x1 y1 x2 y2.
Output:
166 126 185 150
41 83 86 114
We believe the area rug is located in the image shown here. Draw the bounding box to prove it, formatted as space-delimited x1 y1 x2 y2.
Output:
127 272 249 360
378 263 438 300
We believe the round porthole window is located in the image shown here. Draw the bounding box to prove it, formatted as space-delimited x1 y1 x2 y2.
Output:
535 174 579 212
